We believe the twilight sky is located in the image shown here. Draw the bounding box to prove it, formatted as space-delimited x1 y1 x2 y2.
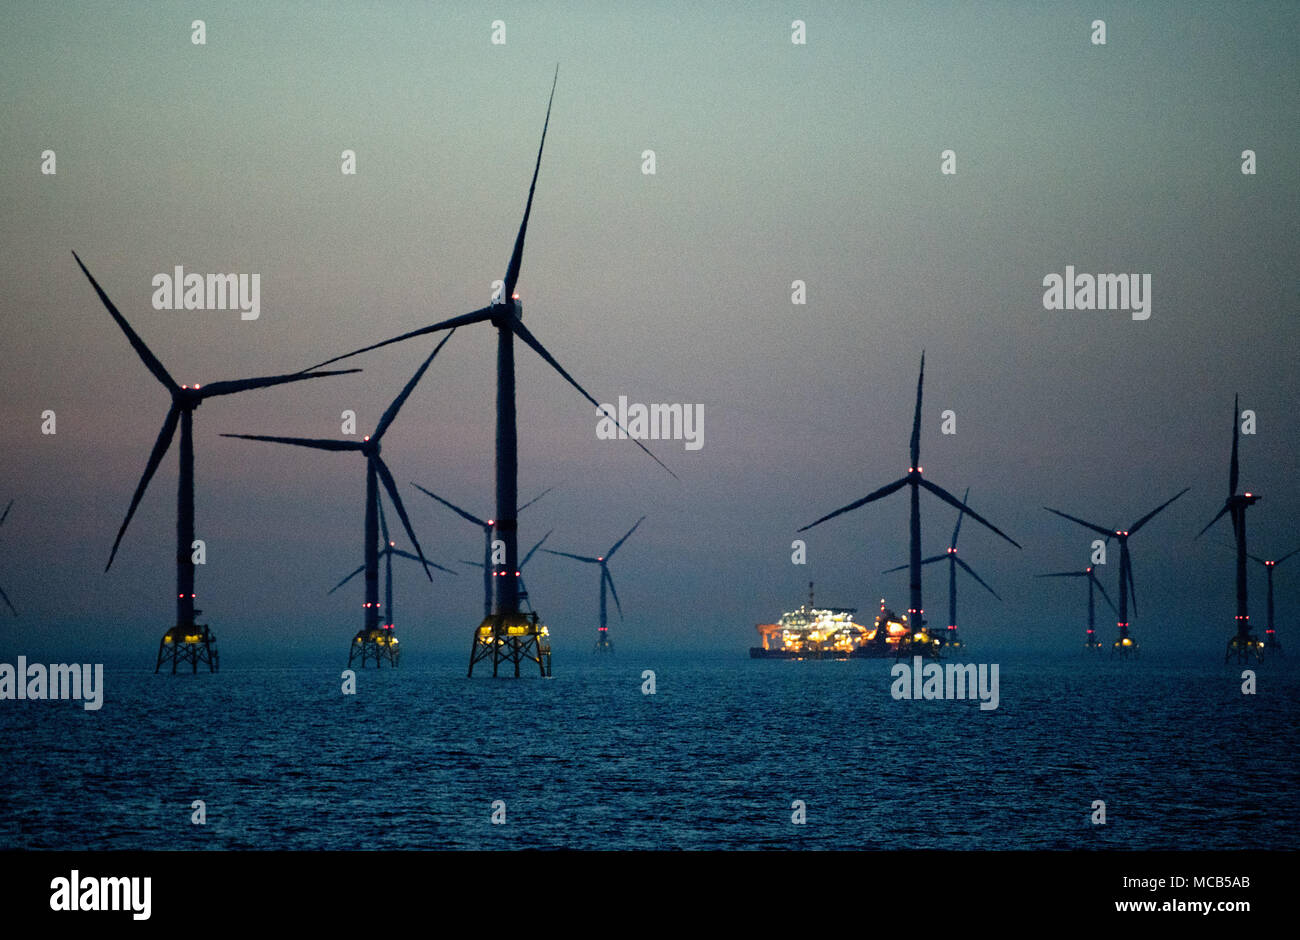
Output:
1 1 1297 660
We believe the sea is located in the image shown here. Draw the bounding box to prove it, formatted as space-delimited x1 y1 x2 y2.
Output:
1 647 1296 851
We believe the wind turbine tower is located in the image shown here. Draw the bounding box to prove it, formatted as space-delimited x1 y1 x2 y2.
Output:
224 334 451 666
799 353 1021 659
1045 488 1188 657
882 487 1001 650
73 252 358 673
308 70 673 676
1035 565 1116 650
545 517 645 652
412 483 553 619
1197 395 1264 663
329 497 456 665
1248 548 1297 654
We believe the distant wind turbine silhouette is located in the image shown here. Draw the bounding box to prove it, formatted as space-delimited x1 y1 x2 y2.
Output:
1035 565 1116 649
1247 547 1298 654
1045 487 1188 656
223 333 453 667
545 517 645 652
0 500 16 616
411 482 554 618
329 497 457 654
306 68 674 677
882 487 999 649
72 251 360 673
799 353 1020 656
1197 394 1265 662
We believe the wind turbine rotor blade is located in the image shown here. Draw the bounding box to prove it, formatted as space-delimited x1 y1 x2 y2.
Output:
908 352 926 469
410 482 488 529
1035 571 1086 579
542 548 600 564
72 252 178 392
221 433 361 453
377 496 391 545
606 516 646 559
921 479 1021 549
373 458 433 582
306 306 493 371
503 66 559 299
798 476 909 532
391 548 456 575
521 529 554 568
1043 506 1113 539
883 556 947 574
1128 487 1190 534
0 584 15 616
198 369 360 398
328 565 366 594
604 566 624 619
951 486 969 547
509 318 678 480
955 556 1002 600
1092 573 1118 614
1274 547 1300 566
460 560 486 569
517 485 557 515
373 330 455 441
0 500 11 526
107 404 180 571
1229 393 1239 495
1196 504 1231 539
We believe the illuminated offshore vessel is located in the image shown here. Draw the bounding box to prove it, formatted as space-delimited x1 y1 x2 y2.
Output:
750 583 942 659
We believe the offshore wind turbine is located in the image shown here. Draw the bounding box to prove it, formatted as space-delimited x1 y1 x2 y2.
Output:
460 529 553 615
73 252 360 673
799 353 1021 658
223 333 452 667
1247 547 1298 654
1197 394 1265 662
411 482 554 618
882 487 1000 650
329 497 457 661
0 500 16 616
307 69 674 677
1035 565 1116 650
1045 487 1188 657
544 517 645 652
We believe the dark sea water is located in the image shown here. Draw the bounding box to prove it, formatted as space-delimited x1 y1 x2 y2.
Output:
1 648 1296 850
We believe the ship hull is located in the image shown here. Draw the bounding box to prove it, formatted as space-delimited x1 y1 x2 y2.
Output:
748 644 917 660
750 647 852 660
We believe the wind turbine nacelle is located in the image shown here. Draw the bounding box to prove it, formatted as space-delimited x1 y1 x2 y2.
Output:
492 290 523 316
